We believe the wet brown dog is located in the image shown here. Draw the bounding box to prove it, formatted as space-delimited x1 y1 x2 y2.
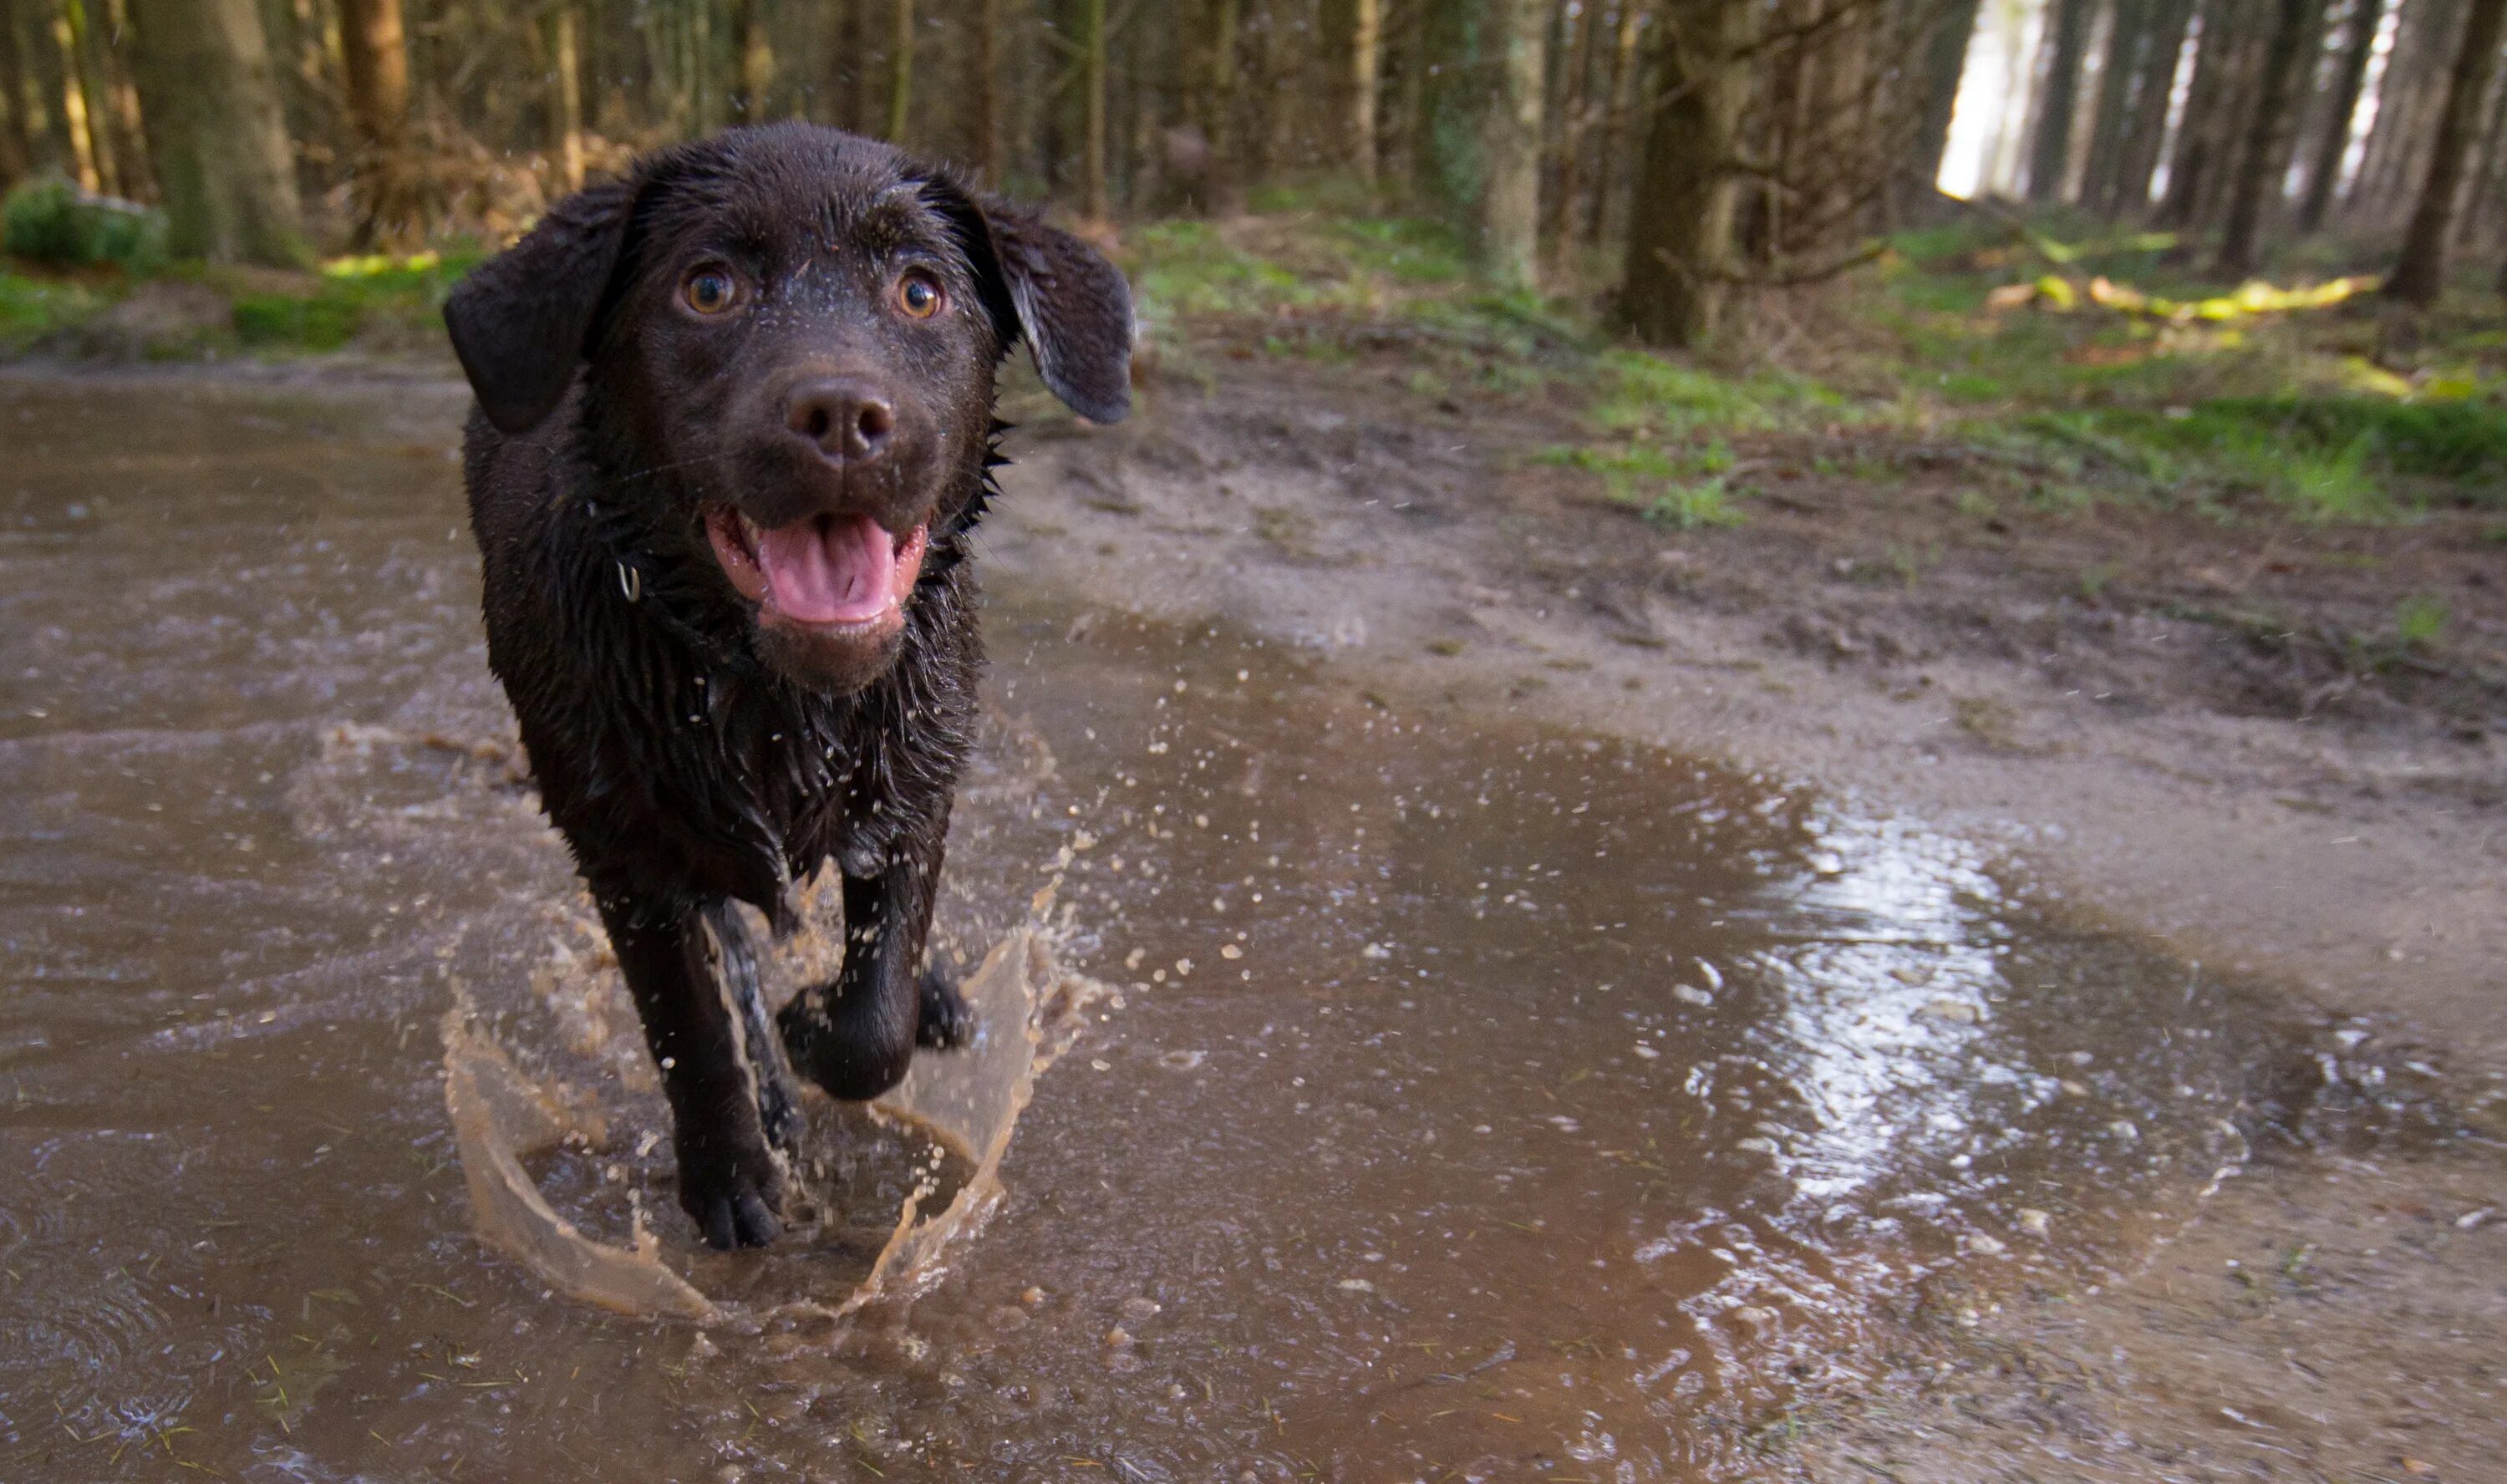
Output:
444 124 1131 1248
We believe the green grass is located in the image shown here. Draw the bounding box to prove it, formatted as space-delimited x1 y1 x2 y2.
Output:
2005 395 2507 519
1591 350 1844 439
2395 592 2449 648
1 243 479 358
1538 440 1747 528
1330 216 1472 285
230 248 481 352
1131 220 1313 318
0 270 114 347
231 292 363 349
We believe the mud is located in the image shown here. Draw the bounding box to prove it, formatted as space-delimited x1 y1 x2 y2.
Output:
0 369 2489 1481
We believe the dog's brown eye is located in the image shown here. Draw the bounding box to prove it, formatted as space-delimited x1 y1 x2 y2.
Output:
683 267 740 316
897 273 943 319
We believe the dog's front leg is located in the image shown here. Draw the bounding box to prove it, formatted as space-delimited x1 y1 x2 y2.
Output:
594 888 786 1249
780 825 972 1100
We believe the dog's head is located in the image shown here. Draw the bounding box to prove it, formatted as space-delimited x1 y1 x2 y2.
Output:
445 124 1131 693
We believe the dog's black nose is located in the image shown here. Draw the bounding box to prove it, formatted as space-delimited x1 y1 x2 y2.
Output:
784 379 896 462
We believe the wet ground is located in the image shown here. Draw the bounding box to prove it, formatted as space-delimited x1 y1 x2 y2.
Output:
0 373 2450 1481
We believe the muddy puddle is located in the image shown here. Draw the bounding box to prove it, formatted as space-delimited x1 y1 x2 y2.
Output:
0 373 2441 1481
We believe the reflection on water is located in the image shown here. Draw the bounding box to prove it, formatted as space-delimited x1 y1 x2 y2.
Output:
0 374 2417 1481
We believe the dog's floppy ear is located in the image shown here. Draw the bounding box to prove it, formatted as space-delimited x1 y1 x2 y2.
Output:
444 182 635 435
927 175 1134 424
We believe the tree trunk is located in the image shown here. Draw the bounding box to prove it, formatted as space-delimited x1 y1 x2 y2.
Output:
49 3 99 191
2215 0 2318 275
0 0 39 181
1543 0 1594 259
729 0 773 120
885 0 909 140
827 0 863 132
2352 0 2463 225
1203 0 1241 210
1253 0 1294 182
553 0 585 188
65 0 127 194
126 0 305 263
1584 0 1643 244
974 0 999 183
2109 0 2193 212
1620 0 1747 346
338 0 415 243
1351 0 1380 186
1415 0 1476 216
2297 0 2382 229
2026 0 2092 200
2455 46 2507 247
1080 0 1106 221
79 0 149 198
1565 0 1618 232
2079 0 2150 212
1904 0 1983 211
687 0 714 135
1479 0 1543 287
2387 0 2507 302
13 0 71 176
97 0 150 198
1386 0 1426 192
2156 0 2243 227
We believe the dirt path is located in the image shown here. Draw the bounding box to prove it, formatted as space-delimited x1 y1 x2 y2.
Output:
984 359 2507 1480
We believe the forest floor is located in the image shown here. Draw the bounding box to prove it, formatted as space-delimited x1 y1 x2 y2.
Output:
8 205 2507 1478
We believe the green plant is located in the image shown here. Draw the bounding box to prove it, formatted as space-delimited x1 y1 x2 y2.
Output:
2 176 167 271
2395 593 2449 648
1644 475 1742 529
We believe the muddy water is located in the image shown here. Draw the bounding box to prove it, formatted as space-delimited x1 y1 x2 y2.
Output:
0 373 2404 1481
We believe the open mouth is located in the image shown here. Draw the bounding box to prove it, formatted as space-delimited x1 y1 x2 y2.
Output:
704 506 929 633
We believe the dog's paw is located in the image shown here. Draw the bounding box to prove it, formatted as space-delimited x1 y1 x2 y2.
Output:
677 1144 786 1250
917 967 975 1049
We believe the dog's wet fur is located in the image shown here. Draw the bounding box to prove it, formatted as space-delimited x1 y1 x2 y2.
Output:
445 124 1131 1248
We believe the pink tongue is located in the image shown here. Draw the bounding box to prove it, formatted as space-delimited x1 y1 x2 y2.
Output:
754 513 895 624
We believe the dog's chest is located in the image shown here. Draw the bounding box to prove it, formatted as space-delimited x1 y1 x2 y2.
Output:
699 675 955 881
